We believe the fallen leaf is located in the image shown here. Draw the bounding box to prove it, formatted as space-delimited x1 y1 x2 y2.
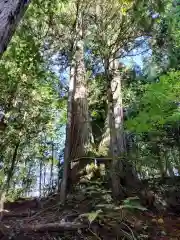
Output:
151 218 157 223
158 218 164 224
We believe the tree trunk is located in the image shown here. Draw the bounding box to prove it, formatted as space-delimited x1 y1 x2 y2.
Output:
168 165 175 177
99 59 126 156
60 64 76 203
39 159 42 197
0 0 30 57
104 58 141 199
60 18 93 202
49 142 54 192
110 59 126 154
5 141 20 192
176 145 180 175
57 160 63 192
69 39 92 162
165 149 174 177
43 164 46 186
43 164 46 196
156 145 167 178
25 162 32 197
173 151 180 175
104 58 124 198
65 39 93 184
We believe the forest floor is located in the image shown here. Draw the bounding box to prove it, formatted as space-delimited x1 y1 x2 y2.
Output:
1 182 180 240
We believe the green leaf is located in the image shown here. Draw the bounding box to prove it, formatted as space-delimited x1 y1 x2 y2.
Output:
121 204 147 211
0 169 5 181
121 197 147 211
80 210 102 224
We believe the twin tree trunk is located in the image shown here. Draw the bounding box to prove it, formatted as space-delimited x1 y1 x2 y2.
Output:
60 54 141 202
0 0 30 57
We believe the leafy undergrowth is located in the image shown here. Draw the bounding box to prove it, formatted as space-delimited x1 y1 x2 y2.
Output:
1 182 180 240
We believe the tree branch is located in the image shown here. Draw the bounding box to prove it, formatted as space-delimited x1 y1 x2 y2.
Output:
0 222 87 235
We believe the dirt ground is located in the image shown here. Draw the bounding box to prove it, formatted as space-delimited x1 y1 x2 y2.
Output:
0 189 180 240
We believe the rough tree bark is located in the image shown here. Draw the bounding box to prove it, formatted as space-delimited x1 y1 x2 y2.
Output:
0 0 30 57
62 39 93 190
99 59 125 155
104 58 124 198
69 39 92 162
60 14 93 203
110 59 126 154
104 58 141 199
60 64 75 203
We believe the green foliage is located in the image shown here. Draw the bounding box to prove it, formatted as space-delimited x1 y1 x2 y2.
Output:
149 1 180 72
88 74 107 144
121 197 147 211
126 71 180 133
0 0 66 198
122 0 180 179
